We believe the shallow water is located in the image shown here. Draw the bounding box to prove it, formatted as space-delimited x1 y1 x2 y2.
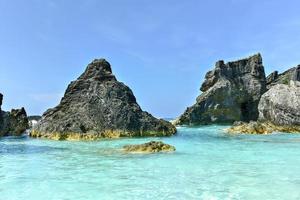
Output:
1 126 300 200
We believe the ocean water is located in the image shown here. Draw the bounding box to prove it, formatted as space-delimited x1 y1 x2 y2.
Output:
1 126 300 200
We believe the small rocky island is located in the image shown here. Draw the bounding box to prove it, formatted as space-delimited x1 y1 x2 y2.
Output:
123 141 176 153
31 59 176 140
176 53 300 134
176 54 267 125
0 93 29 137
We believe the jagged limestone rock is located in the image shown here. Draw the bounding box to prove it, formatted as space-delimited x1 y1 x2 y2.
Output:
266 65 300 89
177 54 266 125
31 59 176 140
0 93 29 137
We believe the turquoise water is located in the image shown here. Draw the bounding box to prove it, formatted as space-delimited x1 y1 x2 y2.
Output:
1 126 300 200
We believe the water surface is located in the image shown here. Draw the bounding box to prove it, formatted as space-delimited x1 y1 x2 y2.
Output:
1 126 300 200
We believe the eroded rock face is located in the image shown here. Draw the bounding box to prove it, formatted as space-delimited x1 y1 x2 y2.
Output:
259 81 300 126
266 65 300 89
176 54 266 125
0 93 29 137
123 141 176 153
31 59 176 140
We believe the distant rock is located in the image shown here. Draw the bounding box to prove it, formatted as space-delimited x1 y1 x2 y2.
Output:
228 81 300 134
28 115 42 121
123 141 176 153
176 54 266 125
266 65 300 89
0 93 29 137
31 59 176 140
8 108 29 135
28 115 42 129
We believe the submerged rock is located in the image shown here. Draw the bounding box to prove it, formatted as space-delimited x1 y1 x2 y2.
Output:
0 93 29 137
177 54 266 125
31 59 176 140
123 141 176 153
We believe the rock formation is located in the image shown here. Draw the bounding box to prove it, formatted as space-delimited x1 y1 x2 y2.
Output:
0 93 29 137
123 141 176 153
176 54 266 125
259 81 300 125
266 65 300 89
228 81 300 134
31 59 176 140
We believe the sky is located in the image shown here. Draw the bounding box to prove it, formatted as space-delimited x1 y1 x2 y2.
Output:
0 0 300 118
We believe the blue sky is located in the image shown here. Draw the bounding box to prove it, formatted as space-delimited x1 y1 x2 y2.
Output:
0 0 300 117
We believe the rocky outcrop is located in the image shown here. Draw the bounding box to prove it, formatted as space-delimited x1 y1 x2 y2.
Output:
259 81 300 126
31 59 176 140
176 54 266 125
123 141 176 153
228 81 300 134
266 65 300 89
0 93 29 137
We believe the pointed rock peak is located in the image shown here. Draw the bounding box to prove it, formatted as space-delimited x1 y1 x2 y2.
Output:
249 53 262 63
215 60 225 68
80 58 116 81
32 59 176 140
90 58 112 72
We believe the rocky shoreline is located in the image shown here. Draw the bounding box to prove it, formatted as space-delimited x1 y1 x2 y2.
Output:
227 121 300 134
